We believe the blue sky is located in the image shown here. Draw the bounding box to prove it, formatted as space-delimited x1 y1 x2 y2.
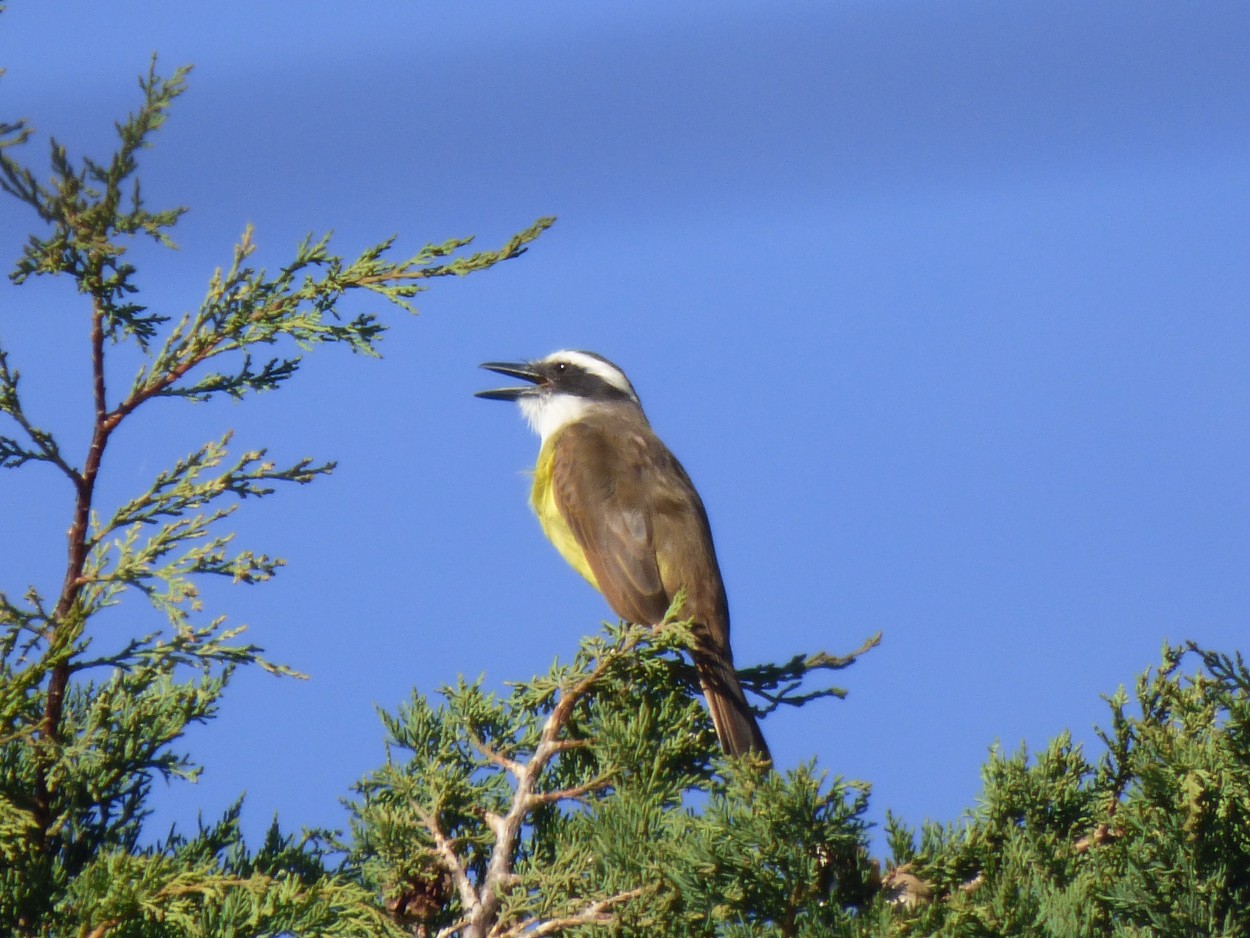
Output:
2 1 1248 851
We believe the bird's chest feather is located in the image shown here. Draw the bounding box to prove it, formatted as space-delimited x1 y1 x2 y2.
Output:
531 440 600 588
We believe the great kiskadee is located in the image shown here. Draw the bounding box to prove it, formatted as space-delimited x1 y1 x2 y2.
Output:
476 350 770 760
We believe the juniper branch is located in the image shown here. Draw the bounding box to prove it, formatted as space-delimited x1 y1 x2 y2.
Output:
419 807 481 927
0 348 77 479
739 632 882 716
3 47 549 932
491 888 648 938
463 639 630 938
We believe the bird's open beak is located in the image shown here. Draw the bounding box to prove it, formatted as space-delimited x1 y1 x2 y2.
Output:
475 361 544 401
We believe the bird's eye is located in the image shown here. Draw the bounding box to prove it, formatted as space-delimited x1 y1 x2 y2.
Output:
554 362 567 373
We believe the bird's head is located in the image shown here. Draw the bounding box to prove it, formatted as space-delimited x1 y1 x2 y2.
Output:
476 350 643 441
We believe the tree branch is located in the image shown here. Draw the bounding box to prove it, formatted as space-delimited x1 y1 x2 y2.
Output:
464 726 525 780
492 888 647 938
0 349 79 480
739 632 882 716
420 807 481 925
527 775 612 807
33 295 113 833
463 637 632 938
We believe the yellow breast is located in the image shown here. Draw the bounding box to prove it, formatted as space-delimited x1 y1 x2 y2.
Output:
531 437 600 589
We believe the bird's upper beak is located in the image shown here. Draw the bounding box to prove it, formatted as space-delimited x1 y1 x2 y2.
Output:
475 361 544 401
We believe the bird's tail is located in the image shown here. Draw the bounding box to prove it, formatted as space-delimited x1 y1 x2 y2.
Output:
695 654 771 762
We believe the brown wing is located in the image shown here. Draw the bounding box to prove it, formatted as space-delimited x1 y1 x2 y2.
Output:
551 413 771 760
549 416 671 625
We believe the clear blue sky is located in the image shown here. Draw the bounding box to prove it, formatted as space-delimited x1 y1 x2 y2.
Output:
2 1 1248 852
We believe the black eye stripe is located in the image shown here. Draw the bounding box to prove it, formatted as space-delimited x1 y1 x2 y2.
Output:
545 362 633 402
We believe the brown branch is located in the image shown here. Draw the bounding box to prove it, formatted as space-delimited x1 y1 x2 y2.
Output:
526 775 612 807
492 888 646 938
33 292 110 833
465 642 629 938
464 727 525 779
418 808 481 923
435 918 473 938
32 245 334 806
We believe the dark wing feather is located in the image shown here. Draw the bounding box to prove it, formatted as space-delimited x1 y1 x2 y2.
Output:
550 418 671 625
551 413 772 760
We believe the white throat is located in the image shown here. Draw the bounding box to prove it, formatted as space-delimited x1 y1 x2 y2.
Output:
519 392 596 443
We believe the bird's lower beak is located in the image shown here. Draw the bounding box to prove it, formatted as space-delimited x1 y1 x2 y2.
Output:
475 361 543 401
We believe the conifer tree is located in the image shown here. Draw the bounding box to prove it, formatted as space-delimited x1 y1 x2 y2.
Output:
0 55 550 936
348 620 880 937
7 32 1246 938
868 644 1250 936
0 46 876 938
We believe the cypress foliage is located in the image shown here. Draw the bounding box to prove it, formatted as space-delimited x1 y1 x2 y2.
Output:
869 645 1250 937
0 55 548 937
347 621 878 937
3 39 1246 938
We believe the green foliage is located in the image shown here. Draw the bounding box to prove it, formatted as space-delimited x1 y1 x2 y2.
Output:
867 644 1250 937
348 620 879 938
0 51 547 937
54 806 401 938
5 24 1247 938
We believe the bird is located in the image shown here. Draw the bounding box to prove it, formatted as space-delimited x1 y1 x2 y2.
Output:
476 349 770 760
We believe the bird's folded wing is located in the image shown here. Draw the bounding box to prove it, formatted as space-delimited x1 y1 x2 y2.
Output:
550 420 672 625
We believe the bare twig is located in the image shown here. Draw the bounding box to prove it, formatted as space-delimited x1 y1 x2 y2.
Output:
453 638 632 938
527 775 612 807
419 807 481 922
492 888 647 938
464 726 525 779
740 632 882 716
